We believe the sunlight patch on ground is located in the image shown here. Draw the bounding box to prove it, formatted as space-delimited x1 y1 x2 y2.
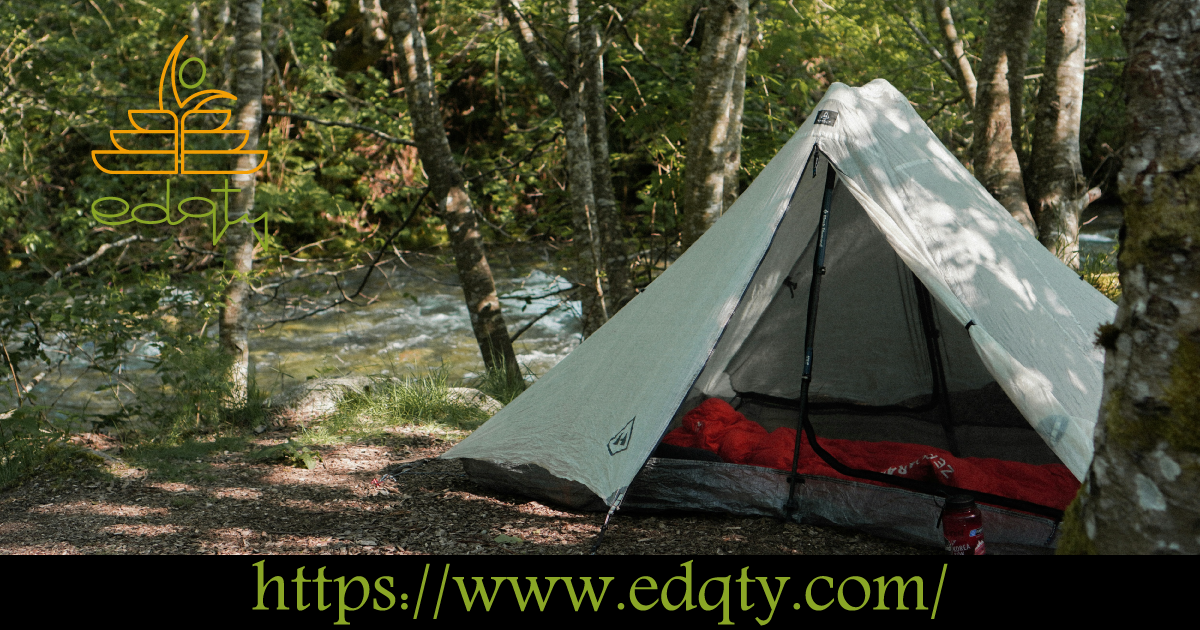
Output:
0 522 33 536
207 487 266 500
147 482 201 492
102 523 184 537
29 501 168 518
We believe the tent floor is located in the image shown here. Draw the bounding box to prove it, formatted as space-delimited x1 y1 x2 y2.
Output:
461 457 1061 554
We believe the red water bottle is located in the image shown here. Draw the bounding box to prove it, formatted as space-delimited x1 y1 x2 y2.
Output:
941 494 985 555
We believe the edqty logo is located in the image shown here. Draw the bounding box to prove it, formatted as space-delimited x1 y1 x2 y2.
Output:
89 35 267 245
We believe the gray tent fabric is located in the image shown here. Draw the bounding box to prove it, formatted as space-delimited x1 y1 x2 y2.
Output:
443 80 1116 517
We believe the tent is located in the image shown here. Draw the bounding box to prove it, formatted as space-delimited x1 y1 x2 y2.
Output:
443 80 1116 553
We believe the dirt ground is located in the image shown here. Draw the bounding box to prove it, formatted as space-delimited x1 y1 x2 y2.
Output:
0 427 938 556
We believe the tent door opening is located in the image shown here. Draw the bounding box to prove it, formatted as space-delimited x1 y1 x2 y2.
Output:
670 155 1068 519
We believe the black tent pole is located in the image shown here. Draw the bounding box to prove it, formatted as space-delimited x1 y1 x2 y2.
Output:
912 274 962 457
784 154 838 517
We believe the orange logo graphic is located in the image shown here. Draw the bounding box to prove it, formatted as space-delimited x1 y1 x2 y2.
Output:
89 36 267 246
91 35 267 175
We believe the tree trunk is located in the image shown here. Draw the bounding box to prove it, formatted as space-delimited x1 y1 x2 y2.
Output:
971 0 1039 236
680 0 749 251
189 3 206 63
219 0 263 405
386 0 523 386
722 2 754 215
501 0 608 336
933 0 977 107
563 0 608 335
1058 0 1200 555
583 16 633 312
1030 0 1094 268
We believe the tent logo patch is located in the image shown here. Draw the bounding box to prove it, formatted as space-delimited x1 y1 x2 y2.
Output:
607 418 635 456
1039 415 1070 444
815 110 838 126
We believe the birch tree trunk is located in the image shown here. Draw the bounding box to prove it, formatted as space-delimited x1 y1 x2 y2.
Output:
1058 0 1200 555
971 0 1039 236
583 16 633 312
680 0 749 251
219 0 263 405
933 0 977 107
386 0 523 386
501 0 608 336
563 0 608 335
722 2 754 215
1030 0 1097 268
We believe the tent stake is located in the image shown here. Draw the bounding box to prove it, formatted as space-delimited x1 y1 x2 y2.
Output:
588 490 625 555
784 157 838 518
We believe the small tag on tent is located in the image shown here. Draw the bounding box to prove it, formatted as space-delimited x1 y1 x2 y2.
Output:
815 110 838 126
607 417 635 456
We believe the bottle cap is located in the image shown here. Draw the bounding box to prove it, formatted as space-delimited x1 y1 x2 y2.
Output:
945 494 975 509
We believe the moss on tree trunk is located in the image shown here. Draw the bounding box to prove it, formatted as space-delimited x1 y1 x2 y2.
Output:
1059 0 1200 554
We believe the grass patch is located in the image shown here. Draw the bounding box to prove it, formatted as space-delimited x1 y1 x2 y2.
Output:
0 405 71 491
294 371 494 447
250 440 324 469
1 440 114 492
1080 243 1121 303
170 495 199 509
124 435 250 482
469 361 530 405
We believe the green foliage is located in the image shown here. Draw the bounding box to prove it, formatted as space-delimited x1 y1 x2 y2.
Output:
1055 487 1097 555
124 435 250 481
470 362 529 406
295 371 492 447
0 406 66 490
126 342 269 442
1079 243 1121 303
251 440 324 469
0 441 110 491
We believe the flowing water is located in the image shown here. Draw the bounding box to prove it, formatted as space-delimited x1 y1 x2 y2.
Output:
248 247 582 392
24 246 583 420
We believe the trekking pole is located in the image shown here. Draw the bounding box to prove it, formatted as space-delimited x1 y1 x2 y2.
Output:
785 153 837 518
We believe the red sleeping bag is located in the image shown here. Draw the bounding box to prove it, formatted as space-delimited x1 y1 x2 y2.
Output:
661 398 1080 511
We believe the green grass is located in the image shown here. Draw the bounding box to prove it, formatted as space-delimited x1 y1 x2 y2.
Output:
1079 243 1121 303
0 441 115 491
124 435 250 482
293 371 496 447
469 360 530 406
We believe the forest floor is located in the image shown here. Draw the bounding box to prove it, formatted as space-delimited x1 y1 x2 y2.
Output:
0 425 938 555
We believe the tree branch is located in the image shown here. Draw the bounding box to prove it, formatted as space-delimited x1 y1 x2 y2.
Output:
52 235 168 280
501 0 570 107
510 300 565 342
257 187 432 327
900 15 960 85
932 0 976 105
620 21 673 80
265 111 416 146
